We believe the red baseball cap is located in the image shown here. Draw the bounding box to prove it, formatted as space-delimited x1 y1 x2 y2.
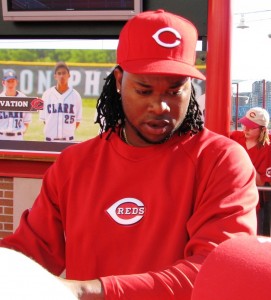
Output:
117 9 205 80
192 236 271 300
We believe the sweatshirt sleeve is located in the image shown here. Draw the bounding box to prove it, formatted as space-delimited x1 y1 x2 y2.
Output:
0 159 66 275
102 257 203 299
101 138 258 300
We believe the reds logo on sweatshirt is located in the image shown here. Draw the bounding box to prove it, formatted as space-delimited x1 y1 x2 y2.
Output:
106 198 145 225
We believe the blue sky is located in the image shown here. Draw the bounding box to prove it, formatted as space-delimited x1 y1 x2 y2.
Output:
232 0 271 91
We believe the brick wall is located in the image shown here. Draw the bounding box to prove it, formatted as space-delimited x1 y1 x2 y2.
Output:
0 177 13 239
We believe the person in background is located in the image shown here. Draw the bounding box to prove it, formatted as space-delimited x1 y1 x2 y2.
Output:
0 70 32 140
39 62 82 142
0 10 258 300
230 107 271 234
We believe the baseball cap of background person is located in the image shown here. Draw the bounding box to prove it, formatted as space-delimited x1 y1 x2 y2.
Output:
117 9 205 81
3 70 17 81
54 62 70 74
239 107 270 129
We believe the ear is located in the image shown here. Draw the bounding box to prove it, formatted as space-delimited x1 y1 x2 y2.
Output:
114 68 123 93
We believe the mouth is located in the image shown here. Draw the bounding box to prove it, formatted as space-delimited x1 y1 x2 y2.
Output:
143 120 171 135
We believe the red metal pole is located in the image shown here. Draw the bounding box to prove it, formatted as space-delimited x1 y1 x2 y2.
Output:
263 79 266 109
205 0 232 137
235 83 239 130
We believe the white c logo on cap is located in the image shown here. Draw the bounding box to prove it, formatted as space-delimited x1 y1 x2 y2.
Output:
152 27 181 48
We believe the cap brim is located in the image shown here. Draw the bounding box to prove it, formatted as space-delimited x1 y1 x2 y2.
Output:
239 116 260 129
3 76 17 81
120 59 206 80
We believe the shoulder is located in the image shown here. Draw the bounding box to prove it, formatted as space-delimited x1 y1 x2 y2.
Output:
42 87 55 97
182 128 251 166
71 88 82 99
17 91 27 97
46 137 102 178
58 136 103 162
230 130 243 140
185 128 241 151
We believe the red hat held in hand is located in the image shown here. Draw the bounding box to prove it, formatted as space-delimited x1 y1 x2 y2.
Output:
192 236 271 300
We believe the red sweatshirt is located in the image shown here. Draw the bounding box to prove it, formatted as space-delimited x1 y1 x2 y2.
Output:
0 128 258 299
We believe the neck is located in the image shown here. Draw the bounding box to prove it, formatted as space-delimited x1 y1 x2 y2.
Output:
56 85 69 94
5 90 17 96
245 138 257 149
121 123 175 147
121 127 132 146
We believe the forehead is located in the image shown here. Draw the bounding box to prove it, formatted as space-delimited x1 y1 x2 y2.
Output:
55 67 69 74
124 72 189 87
4 78 17 83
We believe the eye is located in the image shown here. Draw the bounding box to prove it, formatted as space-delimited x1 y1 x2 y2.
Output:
135 89 152 96
167 89 183 96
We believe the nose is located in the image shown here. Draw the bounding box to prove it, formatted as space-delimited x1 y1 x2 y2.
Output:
148 97 170 115
241 125 249 131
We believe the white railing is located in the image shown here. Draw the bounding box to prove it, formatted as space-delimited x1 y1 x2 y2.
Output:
257 186 271 192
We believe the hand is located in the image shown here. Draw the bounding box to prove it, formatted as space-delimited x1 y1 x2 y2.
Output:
58 277 104 300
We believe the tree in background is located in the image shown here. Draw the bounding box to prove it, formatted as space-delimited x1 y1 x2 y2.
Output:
0 49 116 63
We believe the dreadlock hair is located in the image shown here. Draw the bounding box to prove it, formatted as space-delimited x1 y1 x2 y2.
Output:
178 83 204 135
95 65 204 139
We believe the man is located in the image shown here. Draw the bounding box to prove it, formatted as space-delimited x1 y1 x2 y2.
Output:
39 62 82 142
0 10 258 299
0 70 32 140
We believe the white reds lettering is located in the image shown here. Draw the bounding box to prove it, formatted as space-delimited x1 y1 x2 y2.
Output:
152 27 181 48
106 198 145 225
117 207 145 215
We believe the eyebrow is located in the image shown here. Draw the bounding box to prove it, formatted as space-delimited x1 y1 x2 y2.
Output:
136 77 189 89
56 71 68 74
169 78 189 88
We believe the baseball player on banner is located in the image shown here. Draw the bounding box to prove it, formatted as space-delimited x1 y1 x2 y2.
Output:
39 62 82 142
0 70 32 140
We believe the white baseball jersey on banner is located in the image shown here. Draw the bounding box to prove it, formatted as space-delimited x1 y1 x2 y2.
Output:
40 86 82 141
0 91 32 140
